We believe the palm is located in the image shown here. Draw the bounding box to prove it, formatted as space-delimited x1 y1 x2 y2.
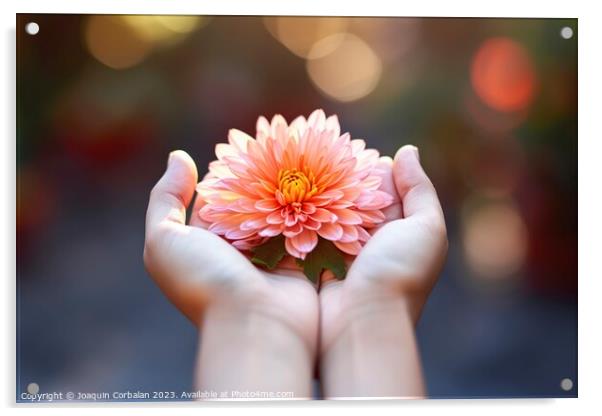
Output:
319 153 447 353
149 214 320 346
258 268 320 346
319 218 442 349
144 151 319 348
318 159 399 351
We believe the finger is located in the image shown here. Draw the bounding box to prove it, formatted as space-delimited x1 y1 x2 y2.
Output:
189 193 211 228
375 156 402 222
189 172 212 228
393 145 443 222
146 150 198 231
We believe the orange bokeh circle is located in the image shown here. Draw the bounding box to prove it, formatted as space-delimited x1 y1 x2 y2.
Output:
471 37 536 112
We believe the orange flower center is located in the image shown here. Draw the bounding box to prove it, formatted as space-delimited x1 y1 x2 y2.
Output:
278 168 318 203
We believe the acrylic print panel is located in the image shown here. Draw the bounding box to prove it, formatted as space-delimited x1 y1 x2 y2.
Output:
16 14 577 402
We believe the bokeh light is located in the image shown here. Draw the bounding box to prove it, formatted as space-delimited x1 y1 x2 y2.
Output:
85 15 205 70
306 33 382 102
154 15 206 34
120 15 204 45
264 17 348 58
350 17 421 62
85 16 153 70
462 197 528 281
471 37 536 112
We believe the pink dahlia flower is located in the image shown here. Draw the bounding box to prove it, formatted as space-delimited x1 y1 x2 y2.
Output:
196 109 394 260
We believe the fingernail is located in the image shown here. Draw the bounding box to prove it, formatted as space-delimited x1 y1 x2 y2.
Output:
411 145 420 161
167 151 175 168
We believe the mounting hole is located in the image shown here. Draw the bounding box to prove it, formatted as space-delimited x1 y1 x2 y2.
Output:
27 382 39 394
25 22 39 35
560 26 573 39
560 378 573 391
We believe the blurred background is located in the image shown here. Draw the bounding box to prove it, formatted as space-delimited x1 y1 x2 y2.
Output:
16 14 577 400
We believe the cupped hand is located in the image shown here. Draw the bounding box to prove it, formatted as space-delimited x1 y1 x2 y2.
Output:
144 146 446 363
319 145 448 352
143 151 318 352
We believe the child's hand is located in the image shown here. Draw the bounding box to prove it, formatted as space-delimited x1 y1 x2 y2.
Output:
143 151 318 354
318 145 448 397
322 144 447 321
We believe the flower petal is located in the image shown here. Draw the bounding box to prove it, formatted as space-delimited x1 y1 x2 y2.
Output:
330 209 363 225
310 208 337 223
275 190 287 205
339 225 359 243
357 226 372 241
232 236 266 250
240 215 268 230
285 237 305 259
255 199 280 212
334 240 362 255
289 116 308 137
350 139 366 155
258 224 284 237
266 210 285 224
215 143 239 160
225 228 258 240
317 222 343 241
310 190 344 206
208 221 234 235
283 222 304 237
325 115 341 138
284 213 297 227
256 116 271 140
301 202 317 215
307 109 326 130
357 210 386 223
228 129 253 153
302 218 321 230
271 114 288 140
290 229 318 253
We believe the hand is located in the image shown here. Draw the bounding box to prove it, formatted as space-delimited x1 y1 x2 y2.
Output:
318 145 448 397
143 150 319 371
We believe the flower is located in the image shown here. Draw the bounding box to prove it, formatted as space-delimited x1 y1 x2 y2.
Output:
196 109 394 260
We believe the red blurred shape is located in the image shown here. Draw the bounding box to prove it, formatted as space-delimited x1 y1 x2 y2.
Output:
58 117 153 169
471 37 536 112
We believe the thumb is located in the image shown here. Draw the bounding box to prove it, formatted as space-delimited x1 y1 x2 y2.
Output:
393 145 444 223
145 150 198 231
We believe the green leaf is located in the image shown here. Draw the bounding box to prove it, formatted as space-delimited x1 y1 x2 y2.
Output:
251 235 287 269
296 238 347 284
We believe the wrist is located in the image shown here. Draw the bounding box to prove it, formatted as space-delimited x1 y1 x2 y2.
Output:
321 287 410 353
204 278 317 352
320 289 425 398
195 293 316 399
340 281 426 328
204 290 317 356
